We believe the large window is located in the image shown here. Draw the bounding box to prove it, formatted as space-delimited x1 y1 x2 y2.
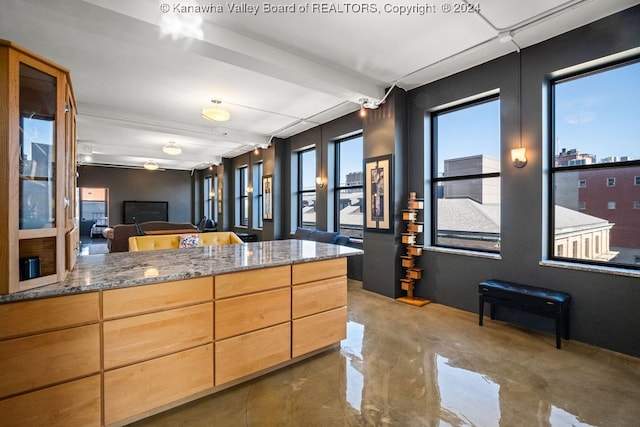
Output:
254 162 263 229
431 96 501 252
237 166 248 227
204 175 212 220
298 148 316 228
335 134 363 238
551 59 640 269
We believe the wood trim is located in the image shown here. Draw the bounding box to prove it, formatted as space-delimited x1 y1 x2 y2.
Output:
292 276 347 319
0 292 99 339
103 277 213 319
0 324 100 398
0 375 101 427
104 344 214 426
292 307 347 358
215 265 290 299
103 302 213 370
215 323 291 385
292 258 347 284
215 287 291 340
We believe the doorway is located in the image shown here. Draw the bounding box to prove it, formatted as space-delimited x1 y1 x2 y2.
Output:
79 187 109 255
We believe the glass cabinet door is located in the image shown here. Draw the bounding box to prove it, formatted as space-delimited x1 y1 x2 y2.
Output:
19 63 57 230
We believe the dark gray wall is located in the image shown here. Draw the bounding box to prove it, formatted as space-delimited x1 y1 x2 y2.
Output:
77 165 193 225
406 6 640 357
362 88 407 298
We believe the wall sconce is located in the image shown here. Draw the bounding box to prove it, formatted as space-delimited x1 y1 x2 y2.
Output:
316 176 325 188
511 147 527 168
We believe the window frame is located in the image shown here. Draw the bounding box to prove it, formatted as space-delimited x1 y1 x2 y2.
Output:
237 165 249 227
254 161 263 229
204 175 212 220
297 148 316 228
430 95 501 254
548 57 640 270
334 133 364 239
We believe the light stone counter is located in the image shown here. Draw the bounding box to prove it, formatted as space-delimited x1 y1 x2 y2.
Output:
1 240 362 303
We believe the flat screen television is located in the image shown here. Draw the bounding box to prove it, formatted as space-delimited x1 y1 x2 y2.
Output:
123 201 168 224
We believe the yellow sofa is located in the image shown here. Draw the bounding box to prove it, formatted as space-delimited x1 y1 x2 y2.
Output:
128 231 243 252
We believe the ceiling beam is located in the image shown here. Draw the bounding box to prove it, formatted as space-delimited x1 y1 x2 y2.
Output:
82 0 385 103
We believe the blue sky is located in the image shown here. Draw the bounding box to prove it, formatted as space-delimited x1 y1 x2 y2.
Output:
555 60 640 161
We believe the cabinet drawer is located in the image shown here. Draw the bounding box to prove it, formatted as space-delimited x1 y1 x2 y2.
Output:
215 265 290 299
0 292 99 339
104 302 213 369
215 287 291 340
292 307 347 358
0 324 100 398
103 277 213 319
0 375 101 427
292 258 346 285
215 323 290 385
104 344 214 425
292 276 347 319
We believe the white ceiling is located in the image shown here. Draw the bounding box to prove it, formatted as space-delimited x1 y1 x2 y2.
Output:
1 0 637 170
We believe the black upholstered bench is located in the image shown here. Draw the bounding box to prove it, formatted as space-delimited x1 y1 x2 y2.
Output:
479 279 571 349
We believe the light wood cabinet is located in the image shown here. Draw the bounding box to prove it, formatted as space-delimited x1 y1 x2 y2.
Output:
102 278 215 424
0 40 77 295
0 259 350 425
291 259 348 357
0 375 101 427
215 265 290 298
215 323 291 385
103 302 213 369
214 267 293 386
0 292 99 339
292 258 346 285
215 287 290 339
0 324 100 398
293 307 347 358
292 276 347 319
104 344 214 425
0 292 100 424
103 277 213 319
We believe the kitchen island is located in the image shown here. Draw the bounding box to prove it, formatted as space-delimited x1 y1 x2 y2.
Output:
0 240 362 426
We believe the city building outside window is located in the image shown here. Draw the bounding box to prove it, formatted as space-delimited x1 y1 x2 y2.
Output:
237 166 248 227
298 148 316 228
551 58 640 268
431 96 501 253
335 134 363 239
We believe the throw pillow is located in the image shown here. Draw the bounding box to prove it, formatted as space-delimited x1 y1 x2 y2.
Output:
179 234 200 248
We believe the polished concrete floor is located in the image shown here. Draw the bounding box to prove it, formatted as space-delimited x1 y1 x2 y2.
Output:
132 280 640 426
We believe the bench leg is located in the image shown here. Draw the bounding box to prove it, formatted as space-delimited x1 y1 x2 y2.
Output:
555 316 562 349
490 303 496 320
478 295 484 326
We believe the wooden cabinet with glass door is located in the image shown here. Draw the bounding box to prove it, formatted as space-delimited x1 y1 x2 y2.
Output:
0 40 77 294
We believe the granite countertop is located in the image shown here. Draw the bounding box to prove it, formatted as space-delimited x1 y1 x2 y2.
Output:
1 240 363 303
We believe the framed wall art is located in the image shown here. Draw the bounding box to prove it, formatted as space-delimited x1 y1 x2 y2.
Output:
364 154 393 233
262 174 273 220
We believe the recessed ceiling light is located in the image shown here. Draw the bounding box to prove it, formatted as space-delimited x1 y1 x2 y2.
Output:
163 142 182 155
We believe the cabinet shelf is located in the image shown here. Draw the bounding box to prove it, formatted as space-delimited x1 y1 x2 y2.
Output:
1 39 78 294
